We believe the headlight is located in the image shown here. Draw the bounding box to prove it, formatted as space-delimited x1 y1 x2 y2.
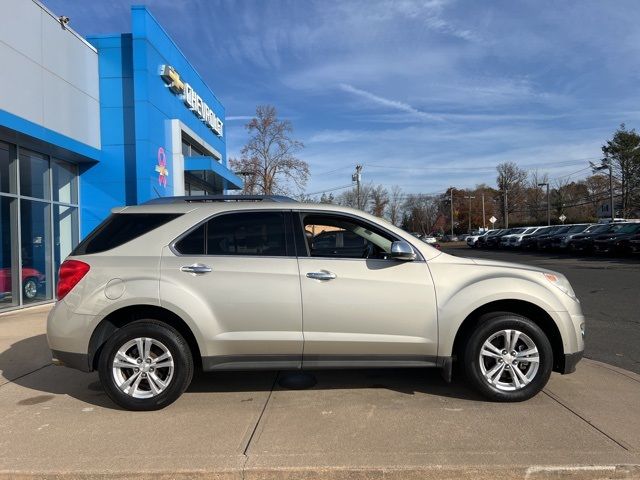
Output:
544 272 577 300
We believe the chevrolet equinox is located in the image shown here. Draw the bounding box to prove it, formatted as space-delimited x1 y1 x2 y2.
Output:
47 196 585 410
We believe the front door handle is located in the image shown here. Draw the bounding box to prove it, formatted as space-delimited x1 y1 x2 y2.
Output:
306 270 337 281
180 263 212 275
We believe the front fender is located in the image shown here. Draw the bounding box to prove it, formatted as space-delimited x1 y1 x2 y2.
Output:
429 263 574 357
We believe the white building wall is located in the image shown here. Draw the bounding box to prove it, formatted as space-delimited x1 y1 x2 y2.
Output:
0 0 100 149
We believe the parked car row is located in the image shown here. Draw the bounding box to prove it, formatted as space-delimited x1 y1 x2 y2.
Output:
467 222 640 256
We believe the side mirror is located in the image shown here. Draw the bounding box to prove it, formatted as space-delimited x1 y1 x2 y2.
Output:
390 241 416 261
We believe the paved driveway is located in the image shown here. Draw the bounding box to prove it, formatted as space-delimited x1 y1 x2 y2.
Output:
1 305 639 479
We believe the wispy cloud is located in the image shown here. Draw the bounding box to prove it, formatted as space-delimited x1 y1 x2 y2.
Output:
42 0 640 196
225 116 253 121
339 84 444 122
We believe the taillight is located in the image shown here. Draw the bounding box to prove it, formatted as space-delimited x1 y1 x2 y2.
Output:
57 260 90 300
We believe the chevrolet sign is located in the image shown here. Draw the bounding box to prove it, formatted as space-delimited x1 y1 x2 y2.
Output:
159 65 224 137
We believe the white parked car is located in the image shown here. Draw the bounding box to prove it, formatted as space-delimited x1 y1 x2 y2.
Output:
505 227 544 248
48 196 585 410
422 235 438 244
467 230 494 248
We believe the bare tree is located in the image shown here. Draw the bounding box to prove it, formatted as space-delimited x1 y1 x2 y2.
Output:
552 177 571 217
403 194 439 235
583 174 610 217
337 183 373 211
527 170 549 223
229 105 308 195
496 161 528 226
319 192 335 204
369 184 389 217
387 185 404 225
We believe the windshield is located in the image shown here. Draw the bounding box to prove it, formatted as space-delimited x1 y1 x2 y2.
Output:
555 226 571 234
533 227 552 235
618 223 640 234
567 224 589 233
586 224 608 233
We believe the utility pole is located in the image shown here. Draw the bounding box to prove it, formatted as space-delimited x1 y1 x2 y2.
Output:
482 193 486 230
538 182 550 226
450 188 454 236
590 159 614 222
352 164 363 210
464 195 475 233
504 189 509 228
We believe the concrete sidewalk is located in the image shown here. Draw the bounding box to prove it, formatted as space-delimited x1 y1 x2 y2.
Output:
1 306 640 479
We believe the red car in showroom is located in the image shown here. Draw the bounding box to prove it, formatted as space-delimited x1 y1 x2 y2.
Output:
0 267 45 301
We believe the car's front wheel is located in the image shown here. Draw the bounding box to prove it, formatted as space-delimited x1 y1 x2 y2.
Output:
464 313 553 402
98 320 193 411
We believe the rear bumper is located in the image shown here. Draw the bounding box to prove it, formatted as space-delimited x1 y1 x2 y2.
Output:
51 350 91 372
562 350 584 374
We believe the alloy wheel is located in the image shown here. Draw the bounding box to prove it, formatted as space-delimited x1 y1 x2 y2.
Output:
479 329 540 391
111 337 174 399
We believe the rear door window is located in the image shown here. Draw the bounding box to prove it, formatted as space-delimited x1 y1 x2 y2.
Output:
174 211 290 256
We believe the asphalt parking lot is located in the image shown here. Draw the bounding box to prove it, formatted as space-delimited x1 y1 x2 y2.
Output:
443 243 640 374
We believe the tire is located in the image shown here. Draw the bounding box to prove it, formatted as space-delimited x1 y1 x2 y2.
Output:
463 312 553 402
98 320 194 411
23 277 38 300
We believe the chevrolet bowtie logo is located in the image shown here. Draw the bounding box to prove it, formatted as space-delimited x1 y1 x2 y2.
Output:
159 64 224 137
159 65 184 94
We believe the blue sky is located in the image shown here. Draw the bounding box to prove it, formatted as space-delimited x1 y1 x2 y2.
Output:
44 0 640 196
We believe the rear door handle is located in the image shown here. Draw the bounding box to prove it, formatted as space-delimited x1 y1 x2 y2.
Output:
306 270 337 281
180 263 212 275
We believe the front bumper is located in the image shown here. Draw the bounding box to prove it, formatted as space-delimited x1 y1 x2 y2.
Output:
562 351 584 374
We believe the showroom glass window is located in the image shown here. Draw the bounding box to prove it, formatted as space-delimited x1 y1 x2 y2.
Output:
0 141 79 310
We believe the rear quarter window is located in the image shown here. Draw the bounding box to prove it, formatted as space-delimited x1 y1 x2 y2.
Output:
72 213 182 255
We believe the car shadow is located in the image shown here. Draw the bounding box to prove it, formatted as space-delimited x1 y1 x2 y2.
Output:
0 334 485 410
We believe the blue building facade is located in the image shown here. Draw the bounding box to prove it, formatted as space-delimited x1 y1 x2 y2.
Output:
0 1 241 310
84 6 242 236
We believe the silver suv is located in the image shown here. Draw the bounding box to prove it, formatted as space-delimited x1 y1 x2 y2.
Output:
47 196 585 410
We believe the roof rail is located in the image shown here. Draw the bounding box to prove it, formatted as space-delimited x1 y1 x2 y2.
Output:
143 195 298 205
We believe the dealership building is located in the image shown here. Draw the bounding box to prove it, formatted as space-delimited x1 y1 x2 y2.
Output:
0 0 242 310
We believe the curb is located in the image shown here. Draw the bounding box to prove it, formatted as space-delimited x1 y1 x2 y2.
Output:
2 465 640 480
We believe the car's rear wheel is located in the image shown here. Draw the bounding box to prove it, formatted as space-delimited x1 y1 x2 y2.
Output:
98 320 193 411
464 313 553 402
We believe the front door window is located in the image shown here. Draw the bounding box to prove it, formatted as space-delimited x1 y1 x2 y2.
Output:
302 213 394 259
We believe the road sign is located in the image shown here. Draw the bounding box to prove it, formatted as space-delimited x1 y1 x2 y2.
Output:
489 216 497 225
559 214 566 223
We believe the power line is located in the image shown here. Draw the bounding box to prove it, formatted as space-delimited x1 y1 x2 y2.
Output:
306 183 354 196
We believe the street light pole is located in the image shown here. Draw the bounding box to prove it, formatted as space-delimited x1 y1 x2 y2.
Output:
608 161 614 221
464 195 475 233
482 193 486 230
504 189 509 228
450 188 454 236
538 182 550 226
